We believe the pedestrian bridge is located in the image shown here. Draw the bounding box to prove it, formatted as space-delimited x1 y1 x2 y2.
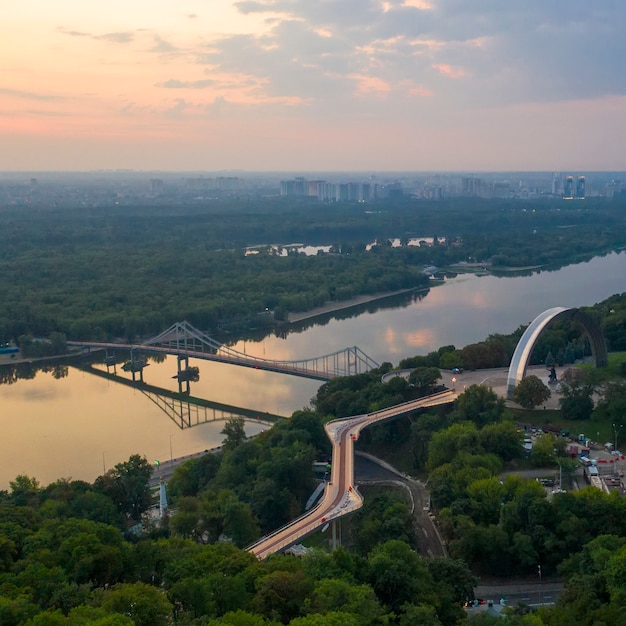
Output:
68 321 380 381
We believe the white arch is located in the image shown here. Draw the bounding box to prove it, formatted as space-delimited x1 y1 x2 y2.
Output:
506 307 607 398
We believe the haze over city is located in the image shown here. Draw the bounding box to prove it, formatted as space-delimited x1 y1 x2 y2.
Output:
3 2 626 172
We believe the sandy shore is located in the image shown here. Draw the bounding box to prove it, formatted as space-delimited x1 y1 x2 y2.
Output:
287 287 421 324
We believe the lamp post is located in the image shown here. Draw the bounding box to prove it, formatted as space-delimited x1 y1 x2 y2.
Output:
169 434 173 465
613 423 623 452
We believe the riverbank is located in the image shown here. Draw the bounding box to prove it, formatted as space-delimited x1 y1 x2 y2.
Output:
287 286 430 324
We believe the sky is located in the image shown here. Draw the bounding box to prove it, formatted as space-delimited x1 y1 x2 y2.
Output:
3 1 626 172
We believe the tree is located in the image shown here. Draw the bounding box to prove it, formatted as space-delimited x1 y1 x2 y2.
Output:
479 421 522 461
512 375 551 409
221 418 248 451
467 477 506 525
426 557 477 604
408 367 441 397
203 610 280 626
451 385 505 427
100 582 172 626
9 475 41 506
398 603 443 626
427 422 480 471
252 569 314 623
290 613 360 626
531 434 557 468
306 579 382 625
366 540 434 613
93 455 153 524
559 382 594 420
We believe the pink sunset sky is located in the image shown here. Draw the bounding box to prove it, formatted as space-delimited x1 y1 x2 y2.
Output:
3 1 626 171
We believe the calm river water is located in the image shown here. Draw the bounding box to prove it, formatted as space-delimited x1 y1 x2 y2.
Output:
1 251 625 489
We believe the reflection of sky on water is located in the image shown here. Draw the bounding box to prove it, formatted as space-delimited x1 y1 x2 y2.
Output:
234 251 626 363
0 362 317 489
2 251 625 488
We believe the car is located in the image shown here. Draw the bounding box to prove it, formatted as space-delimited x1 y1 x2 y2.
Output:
452 367 463 374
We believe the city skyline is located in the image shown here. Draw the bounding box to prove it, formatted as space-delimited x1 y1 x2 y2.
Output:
3 2 626 172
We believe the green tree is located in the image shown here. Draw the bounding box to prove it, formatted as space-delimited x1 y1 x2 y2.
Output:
366 540 434 613
203 610 279 625
9 475 41 506
306 579 382 625
467 477 506 525
252 569 314 624
408 367 441 397
451 385 505 427
560 386 594 421
398 603 443 626
290 613 360 626
222 418 248 451
100 582 172 626
427 422 480 471
530 434 557 468
479 421 522 461
512 375 551 409
427 557 477 604
93 455 153 524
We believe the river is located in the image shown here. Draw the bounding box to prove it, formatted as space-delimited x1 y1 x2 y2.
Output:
1 251 625 489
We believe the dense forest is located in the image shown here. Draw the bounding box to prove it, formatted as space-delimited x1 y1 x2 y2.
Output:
3 353 626 624
3 194 626 624
1 195 625 343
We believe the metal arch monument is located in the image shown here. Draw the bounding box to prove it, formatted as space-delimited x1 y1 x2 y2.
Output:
506 306 608 399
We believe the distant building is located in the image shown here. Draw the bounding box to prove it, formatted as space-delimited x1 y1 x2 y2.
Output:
150 178 164 196
576 176 586 199
461 177 481 196
564 176 574 199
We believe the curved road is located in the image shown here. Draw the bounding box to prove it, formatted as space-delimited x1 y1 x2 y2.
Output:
248 389 457 559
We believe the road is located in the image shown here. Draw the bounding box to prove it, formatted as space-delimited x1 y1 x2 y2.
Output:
248 390 457 559
355 453 447 558
386 364 573 410
473 580 564 607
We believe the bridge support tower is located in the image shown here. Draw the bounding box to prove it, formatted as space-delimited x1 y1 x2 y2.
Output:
330 519 342 551
177 355 190 394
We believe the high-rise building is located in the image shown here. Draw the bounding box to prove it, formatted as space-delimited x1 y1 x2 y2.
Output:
564 176 574 199
461 177 481 196
576 176 585 199
150 178 164 195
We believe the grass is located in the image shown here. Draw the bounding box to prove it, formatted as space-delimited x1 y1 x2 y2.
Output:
508 408 611 444
579 351 626 383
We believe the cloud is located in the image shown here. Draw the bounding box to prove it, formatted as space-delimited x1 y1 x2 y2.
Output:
57 27 134 44
100 32 134 44
158 79 215 89
432 63 464 78
151 35 181 54
0 87 64 101
197 0 626 111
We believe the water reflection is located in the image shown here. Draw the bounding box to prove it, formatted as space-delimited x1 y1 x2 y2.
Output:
83 361 282 429
0 361 69 385
0 355 319 489
230 251 626 365
2 251 626 489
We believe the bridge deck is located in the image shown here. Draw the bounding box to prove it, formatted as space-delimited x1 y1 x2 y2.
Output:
248 389 457 559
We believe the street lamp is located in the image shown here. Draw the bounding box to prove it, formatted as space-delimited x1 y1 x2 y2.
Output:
613 423 624 452
169 434 174 465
